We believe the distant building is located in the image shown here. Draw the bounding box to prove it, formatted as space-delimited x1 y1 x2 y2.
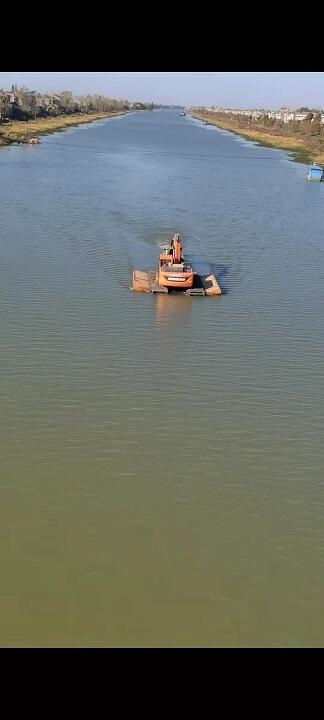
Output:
197 105 321 125
283 113 295 123
294 112 308 121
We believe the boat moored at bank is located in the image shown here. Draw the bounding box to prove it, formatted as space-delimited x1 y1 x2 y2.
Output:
306 164 323 182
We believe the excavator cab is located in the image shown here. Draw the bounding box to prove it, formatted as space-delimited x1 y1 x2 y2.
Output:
157 233 194 290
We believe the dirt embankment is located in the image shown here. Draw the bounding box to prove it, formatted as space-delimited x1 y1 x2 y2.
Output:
191 112 324 165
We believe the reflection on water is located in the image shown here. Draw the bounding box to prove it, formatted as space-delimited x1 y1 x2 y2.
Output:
0 110 324 647
154 292 192 332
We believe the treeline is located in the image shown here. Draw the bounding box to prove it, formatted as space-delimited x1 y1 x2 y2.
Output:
0 85 152 123
296 107 320 113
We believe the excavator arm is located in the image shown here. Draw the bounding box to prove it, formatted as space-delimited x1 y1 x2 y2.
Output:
171 233 182 264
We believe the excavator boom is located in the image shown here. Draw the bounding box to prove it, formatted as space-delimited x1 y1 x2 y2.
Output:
171 233 182 264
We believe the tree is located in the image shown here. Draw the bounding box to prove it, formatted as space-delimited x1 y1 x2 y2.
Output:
19 87 32 120
0 92 9 122
305 112 314 121
30 91 37 120
60 91 73 113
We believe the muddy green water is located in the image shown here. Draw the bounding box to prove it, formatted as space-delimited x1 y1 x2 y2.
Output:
0 110 324 646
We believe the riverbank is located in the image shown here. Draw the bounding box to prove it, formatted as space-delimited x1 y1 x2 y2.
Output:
0 110 127 146
191 112 324 165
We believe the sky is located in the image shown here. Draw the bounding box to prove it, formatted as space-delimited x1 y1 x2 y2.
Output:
0 72 323 109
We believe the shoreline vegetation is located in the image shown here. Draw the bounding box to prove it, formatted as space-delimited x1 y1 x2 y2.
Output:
0 84 155 148
191 111 324 166
0 110 128 146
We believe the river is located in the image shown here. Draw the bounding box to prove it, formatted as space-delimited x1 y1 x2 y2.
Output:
1 109 324 646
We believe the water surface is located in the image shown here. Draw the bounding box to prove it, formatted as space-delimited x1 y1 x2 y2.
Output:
0 110 324 646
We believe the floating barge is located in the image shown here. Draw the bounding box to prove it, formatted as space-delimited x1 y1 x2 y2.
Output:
132 233 221 297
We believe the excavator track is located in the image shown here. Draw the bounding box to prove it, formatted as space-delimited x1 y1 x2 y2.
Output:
185 287 205 296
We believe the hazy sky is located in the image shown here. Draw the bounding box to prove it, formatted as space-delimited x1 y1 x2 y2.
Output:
0 72 323 108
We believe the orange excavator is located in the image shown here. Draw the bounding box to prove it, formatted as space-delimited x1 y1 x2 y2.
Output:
132 233 221 296
158 234 195 290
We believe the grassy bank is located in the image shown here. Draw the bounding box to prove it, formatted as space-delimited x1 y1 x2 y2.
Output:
0 110 127 145
191 112 324 166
